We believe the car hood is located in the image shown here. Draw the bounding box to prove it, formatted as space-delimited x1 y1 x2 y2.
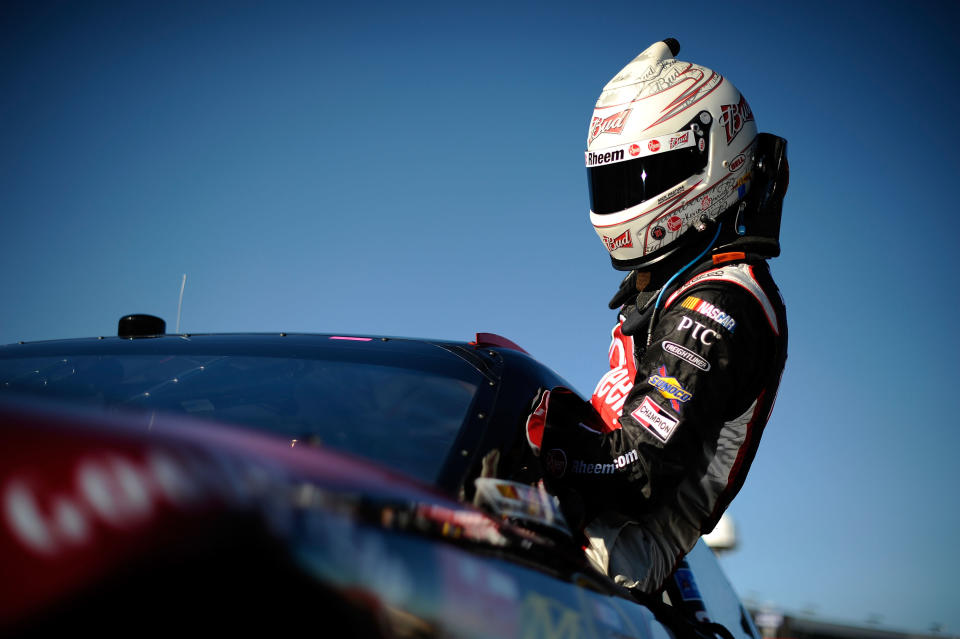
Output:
0 396 581 628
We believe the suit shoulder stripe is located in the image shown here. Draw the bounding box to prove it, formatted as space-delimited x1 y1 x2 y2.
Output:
665 264 779 335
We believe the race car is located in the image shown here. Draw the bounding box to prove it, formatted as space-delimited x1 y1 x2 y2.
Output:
0 314 760 638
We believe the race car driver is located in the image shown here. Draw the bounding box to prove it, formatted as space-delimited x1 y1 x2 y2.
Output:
530 38 789 594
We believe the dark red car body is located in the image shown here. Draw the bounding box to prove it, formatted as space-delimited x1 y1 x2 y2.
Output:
0 329 760 638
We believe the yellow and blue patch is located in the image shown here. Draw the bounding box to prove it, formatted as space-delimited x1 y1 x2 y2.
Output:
647 366 692 411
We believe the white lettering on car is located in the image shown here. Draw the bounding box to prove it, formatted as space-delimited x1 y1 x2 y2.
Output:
3 451 196 556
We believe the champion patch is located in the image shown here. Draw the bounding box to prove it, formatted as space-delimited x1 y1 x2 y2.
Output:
630 396 680 443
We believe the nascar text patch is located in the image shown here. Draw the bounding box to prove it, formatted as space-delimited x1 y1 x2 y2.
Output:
680 296 737 332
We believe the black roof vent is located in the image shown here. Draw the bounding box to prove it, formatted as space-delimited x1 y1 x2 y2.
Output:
118 314 166 338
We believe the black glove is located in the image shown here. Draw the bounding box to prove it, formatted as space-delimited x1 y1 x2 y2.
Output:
537 389 623 526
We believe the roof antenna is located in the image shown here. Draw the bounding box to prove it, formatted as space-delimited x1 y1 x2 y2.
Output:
176 273 187 333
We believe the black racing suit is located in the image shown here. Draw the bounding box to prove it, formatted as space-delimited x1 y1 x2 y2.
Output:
539 254 787 592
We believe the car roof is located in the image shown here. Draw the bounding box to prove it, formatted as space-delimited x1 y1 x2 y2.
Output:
0 331 528 363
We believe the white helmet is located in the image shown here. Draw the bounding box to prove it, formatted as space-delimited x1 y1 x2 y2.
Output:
586 39 758 271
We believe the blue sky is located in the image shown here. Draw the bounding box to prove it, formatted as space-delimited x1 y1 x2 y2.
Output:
3 1 959 634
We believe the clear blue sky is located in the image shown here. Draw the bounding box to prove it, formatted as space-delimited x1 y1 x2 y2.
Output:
3 1 959 634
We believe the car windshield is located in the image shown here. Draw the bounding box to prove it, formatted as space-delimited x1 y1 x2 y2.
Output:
0 345 482 483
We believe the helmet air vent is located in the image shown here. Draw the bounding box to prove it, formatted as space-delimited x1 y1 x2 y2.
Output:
662 38 680 56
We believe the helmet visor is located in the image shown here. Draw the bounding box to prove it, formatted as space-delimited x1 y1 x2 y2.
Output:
586 113 711 215
588 147 706 215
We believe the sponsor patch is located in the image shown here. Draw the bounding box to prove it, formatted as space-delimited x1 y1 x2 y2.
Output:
647 365 692 411
662 341 711 371
676 316 720 345
630 397 680 443
680 296 737 332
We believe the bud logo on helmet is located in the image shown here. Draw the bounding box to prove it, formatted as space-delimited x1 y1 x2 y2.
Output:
669 131 689 149
602 230 633 252
719 95 754 145
589 109 632 143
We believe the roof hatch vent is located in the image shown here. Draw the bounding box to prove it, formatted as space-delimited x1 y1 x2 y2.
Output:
118 314 166 338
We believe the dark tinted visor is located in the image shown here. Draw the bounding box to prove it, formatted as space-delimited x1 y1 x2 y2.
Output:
586 111 711 215
588 147 707 214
